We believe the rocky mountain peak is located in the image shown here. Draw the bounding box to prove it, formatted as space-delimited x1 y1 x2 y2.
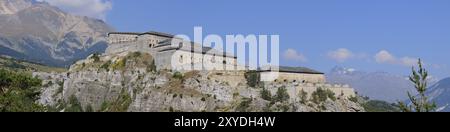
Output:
0 0 113 67
0 0 34 14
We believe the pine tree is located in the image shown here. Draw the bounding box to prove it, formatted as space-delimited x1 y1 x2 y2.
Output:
398 59 436 112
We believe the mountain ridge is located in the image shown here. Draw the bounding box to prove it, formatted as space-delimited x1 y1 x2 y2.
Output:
326 66 416 102
0 0 113 67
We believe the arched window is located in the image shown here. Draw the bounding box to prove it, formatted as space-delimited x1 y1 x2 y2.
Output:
179 55 184 64
211 55 216 63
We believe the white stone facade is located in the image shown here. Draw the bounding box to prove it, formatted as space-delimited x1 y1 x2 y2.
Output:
106 32 239 72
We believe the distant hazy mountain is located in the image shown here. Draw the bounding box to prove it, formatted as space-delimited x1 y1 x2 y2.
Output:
426 78 450 112
0 0 113 67
326 66 417 102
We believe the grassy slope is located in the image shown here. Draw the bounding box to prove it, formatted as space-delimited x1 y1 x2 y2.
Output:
0 56 67 73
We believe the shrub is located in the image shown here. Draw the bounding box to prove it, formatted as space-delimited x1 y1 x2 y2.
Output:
260 88 272 101
0 69 45 112
65 95 83 112
85 105 94 112
310 88 336 104
245 71 260 87
236 98 252 112
298 89 308 104
147 59 157 73
90 53 100 62
274 86 290 102
100 60 112 71
348 96 358 103
173 72 183 79
132 52 141 58
112 58 127 70
99 90 132 112
201 97 206 102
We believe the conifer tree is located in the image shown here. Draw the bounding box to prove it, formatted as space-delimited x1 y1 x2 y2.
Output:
398 59 436 112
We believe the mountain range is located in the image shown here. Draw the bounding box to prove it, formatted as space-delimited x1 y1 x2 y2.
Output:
0 0 113 67
326 66 418 102
426 78 450 112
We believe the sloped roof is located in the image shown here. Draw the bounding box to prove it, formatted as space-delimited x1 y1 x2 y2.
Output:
157 39 236 58
258 66 324 74
108 31 174 38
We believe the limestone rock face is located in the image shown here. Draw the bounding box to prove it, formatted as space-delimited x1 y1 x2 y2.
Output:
36 52 365 112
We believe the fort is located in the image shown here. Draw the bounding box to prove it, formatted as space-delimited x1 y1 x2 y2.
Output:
105 31 356 99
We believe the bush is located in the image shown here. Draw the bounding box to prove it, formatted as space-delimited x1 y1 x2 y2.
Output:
310 88 336 104
274 86 290 102
236 98 252 112
112 58 127 70
173 72 183 79
147 59 157 73
100 60 112 71
348 96 358 103
132 52 141 58
90 53 100 62
298 89 308 104
0 69 45 112
245 71 260 87
99 90 132 112
260 88 272 101
65 95 83 112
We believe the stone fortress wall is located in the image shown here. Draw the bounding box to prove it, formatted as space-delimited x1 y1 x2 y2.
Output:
103 31 357 101
265 82 356 102
260 72 326 84
105 32 239 72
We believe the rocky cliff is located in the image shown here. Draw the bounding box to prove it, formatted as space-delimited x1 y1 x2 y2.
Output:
35 52 364 112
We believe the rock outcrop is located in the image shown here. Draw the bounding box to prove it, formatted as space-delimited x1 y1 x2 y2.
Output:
35 52 365 112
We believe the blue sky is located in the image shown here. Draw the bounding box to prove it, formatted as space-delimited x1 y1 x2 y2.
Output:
50 0 450 78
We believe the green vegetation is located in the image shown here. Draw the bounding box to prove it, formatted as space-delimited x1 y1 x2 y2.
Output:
260 88 272 101
201 97 206 102
236 98 252 112
398 59 436 112
65 95 84 112
90 53 100 62
274 86 290 102
298 89 308 104
310 88 336 104
147 59 157 73
244 70 260 88
348 96 359 103
0 56 66 73
131 52 141 58
100 90 132 112
100 60 112 71
363 100 400 112
173 72 183 79
112 58 127 70
0 69 45 112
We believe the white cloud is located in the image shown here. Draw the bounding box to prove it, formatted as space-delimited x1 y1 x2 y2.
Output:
283 49 307 62
375 50 417 67
374 50 396 64
327 48 354 62
37 0 112 20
